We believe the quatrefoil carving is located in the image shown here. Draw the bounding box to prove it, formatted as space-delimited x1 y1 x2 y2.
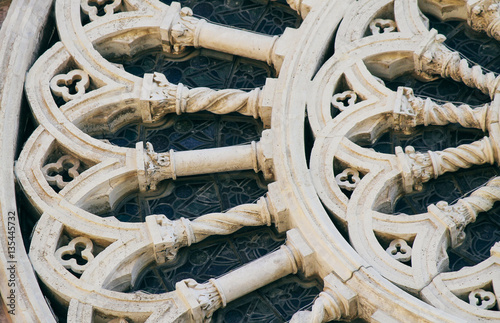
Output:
369 18 397 35
50 69 90 102
55 237 95 274
335 168 360 191
331 90 357 111
386 239 412 262
468 289 497 310
42 155 81 189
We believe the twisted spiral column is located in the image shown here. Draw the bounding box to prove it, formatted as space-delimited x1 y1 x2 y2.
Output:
394 86 490 132
421 100 490 131
430 176 500 246
190 197 271 243
142 72 262 123
442 52 500 97
430 136 495 177
416 33 500 98
397 137 496 192
146 197 272 263
456 176 500 219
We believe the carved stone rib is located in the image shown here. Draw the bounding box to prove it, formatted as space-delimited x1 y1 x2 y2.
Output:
190 197 271 243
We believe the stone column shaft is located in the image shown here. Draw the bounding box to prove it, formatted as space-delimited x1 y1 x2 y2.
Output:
174 144 258 177
215 245 297 304
197 23 278 65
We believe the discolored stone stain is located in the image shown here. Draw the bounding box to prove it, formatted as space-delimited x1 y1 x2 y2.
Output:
0 0 11 29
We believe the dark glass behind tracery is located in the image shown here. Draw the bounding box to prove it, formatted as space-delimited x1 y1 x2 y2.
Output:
382 16 500 271
99 2 321 322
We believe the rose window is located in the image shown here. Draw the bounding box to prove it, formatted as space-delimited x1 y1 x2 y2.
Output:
3 0 500 322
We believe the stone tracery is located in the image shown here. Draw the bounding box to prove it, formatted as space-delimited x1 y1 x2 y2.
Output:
6 0 500 322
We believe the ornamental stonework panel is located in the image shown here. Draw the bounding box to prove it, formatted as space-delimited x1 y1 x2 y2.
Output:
2 0 500 322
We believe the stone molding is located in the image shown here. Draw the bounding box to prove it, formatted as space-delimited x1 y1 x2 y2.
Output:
7 0 500 322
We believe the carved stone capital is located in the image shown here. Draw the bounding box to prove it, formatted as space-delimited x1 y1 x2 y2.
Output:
467 0 500 41
140 72 184 122
429 176 500 247
396 146 434 192
290 274 358 322
146 214 194 263
255 129 275 180
415 29 500 97
160 3 206 54
137 142 176 192
392 87 421 134
176 278 224 323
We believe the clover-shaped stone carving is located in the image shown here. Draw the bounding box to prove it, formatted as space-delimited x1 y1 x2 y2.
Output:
386 239 412 262
55 237 95 274
42 155 81 189
81 0 122 21
369 18 397 35
50 69 90 102
331 90 358 111
468 289 497 310
335 168 360 191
